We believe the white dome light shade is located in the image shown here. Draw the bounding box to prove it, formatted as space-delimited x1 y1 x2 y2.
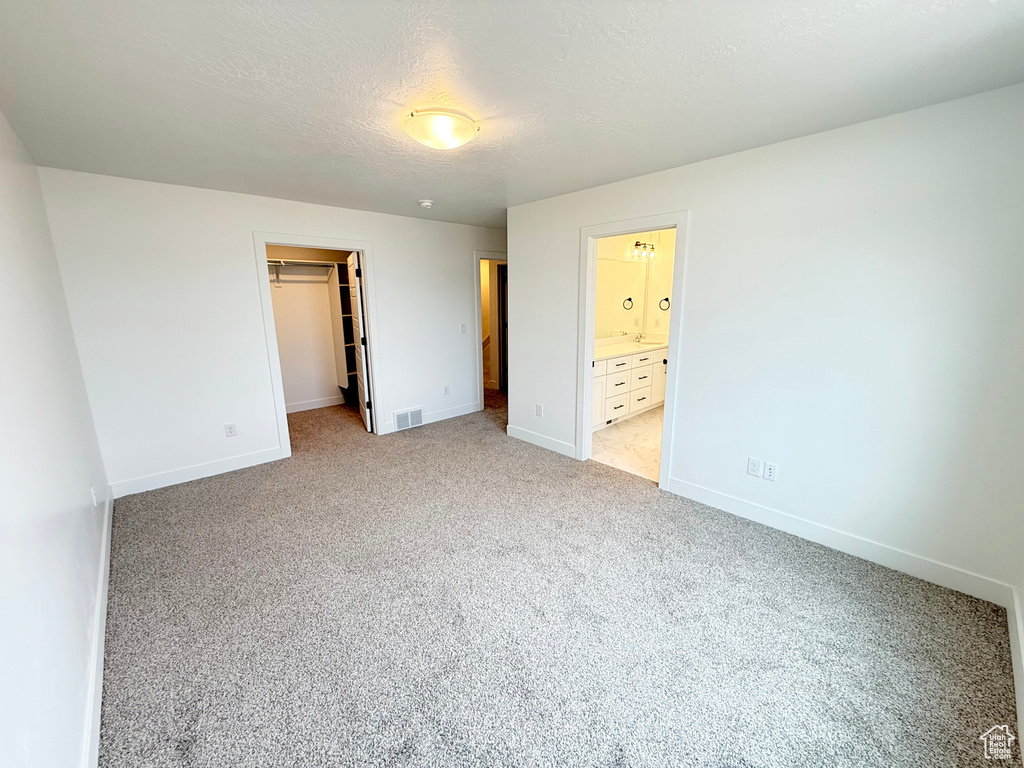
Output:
402 109 479 149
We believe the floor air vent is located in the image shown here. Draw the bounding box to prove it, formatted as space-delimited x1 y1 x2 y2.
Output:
394 408 424 431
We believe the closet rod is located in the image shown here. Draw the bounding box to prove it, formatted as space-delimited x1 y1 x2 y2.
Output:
267 259 338 268
269 258 338 287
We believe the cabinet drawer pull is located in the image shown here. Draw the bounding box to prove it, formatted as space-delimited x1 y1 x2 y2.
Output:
613 404 624 410
614 382 625 387
614 361 627 367
638 375 648 380
639 356 649 362
637 397 647 402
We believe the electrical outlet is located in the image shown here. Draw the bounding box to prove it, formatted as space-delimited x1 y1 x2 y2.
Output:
224 423 237 438
654 318 661 327
443 384 450 396
763 462 778 482
747 457 763 477
90 486 99 508
460 322 467 334
634 317 640 326
535 404 544 417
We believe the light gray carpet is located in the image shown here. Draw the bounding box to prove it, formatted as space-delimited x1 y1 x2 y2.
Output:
101 392 1019 767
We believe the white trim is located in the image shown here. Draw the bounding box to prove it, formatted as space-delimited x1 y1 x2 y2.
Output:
575 212 690 494
81 488 113 768
1010 589 1024 723
507 425 576 457
285 395 346 414
670 474 1024 711
666 477 1015 606
110 447 285 498
425 401 482 425
657 217 691 490
251 233 293 461
473 250 507 410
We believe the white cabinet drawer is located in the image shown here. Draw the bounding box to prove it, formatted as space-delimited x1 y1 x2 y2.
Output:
606 370 630 394
630 364 653 390
593 359 607 377
606 355 631 373
631 350 658 368
629 386 653 413
605 394 629 420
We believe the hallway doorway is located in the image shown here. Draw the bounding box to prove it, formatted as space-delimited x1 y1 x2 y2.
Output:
476 251 508 409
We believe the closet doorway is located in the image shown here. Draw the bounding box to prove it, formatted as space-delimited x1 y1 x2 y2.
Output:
255 234 381 458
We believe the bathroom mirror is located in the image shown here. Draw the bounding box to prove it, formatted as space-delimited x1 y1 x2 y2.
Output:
595 259 647 338
594 229 675 341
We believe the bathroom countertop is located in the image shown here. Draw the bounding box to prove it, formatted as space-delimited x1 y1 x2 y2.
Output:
595 341 668 360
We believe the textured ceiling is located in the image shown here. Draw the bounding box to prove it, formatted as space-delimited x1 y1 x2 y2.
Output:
1 0 1021 228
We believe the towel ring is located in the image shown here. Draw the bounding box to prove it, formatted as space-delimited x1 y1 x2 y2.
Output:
659 297 671 311
622 297 633 310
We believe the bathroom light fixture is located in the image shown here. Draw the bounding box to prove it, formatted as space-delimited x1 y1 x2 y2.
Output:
632 241 656 259
402 108 480 149
419 199 433 208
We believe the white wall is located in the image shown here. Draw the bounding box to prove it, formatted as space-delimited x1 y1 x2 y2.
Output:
38 170 505 496
508 85 1024 706
270 269 343 413
0 110 109 768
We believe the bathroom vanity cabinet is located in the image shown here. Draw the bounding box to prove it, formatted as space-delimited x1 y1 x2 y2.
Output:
592 343 667 428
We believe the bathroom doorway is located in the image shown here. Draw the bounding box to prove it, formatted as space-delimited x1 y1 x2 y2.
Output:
589 229 674 481
576 213 689 487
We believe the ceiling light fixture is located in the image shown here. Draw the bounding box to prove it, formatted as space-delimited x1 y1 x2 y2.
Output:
419 199 433 208
403 108 480 150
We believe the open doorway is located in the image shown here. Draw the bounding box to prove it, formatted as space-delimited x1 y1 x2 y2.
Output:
587 229 675 481
257 236 379 457
577 213 688 488
476 251 508 412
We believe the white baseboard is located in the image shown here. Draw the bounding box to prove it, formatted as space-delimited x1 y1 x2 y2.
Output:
1009 589 1024 726
425 401 482 425
666 478 1015 607
378 401 483 435
666 478 1023 720
81 488 113 768
506 425 576 458
110 447 287 498
285 395 345 414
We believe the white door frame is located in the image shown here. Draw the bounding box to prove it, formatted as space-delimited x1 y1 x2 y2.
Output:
473 249 507 410
576 212 691 489
253 231 384 457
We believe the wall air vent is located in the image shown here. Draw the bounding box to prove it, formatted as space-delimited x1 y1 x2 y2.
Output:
394 407 424 432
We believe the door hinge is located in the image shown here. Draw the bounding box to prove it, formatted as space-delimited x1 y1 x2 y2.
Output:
355 268 362 277
366 401 372 411
361 336 366 345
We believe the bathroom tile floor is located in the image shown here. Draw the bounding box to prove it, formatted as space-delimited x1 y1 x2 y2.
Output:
591 405 663 482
